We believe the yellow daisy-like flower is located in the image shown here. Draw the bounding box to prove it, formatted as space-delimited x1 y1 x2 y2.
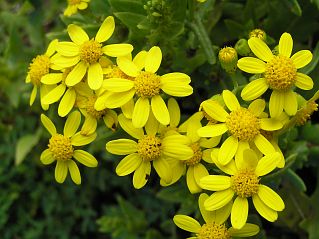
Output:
197 90 283 165
237 32 313 117
53 16 133 91
76 84 118 135
95 47 193 128
173 193 260 238
105 113 194 189
26 39 60 109
64 0 90 17
40 111 98 185
200 148 285 229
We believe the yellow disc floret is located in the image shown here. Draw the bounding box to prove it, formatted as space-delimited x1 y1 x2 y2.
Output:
48 134 74 161
28 55 51 85
265 55 297 91
231 169 259 198
197 222 231 239
226 108 260 141
137 135 162 161
134 72 161 97
185 143 202 166
80 40 103 64
86 96 108 119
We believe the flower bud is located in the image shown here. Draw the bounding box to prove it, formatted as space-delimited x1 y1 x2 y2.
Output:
218 47 238 73
235 39 251 56
249 28 267 41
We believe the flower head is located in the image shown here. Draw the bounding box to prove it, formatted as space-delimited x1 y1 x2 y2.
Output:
64 0 90 16
237 32 313 117
40 111 97 184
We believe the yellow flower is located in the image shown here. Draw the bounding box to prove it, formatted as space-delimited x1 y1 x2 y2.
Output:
26 39 60 109
76 84 118 134
197 90 283 165
64 0 90 17
40 111 97 184
95 47 193 128
52 16 133 91
173 193 260 238
105 113 193 189
200 148 285 229
237 32 313 117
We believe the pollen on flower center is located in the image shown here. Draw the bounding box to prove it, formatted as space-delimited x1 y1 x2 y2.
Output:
197 222 231 239
231 169 259 198
265 55 297 91
48 134 74 161
185 143 202 166
134 71 161 97
86 96 108 119
137 135 162 161
226 108 260 141
80 40 103 64
28 55 51 85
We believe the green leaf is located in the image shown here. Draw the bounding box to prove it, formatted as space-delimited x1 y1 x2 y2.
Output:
15 128 42 165
114 12 146 30
109 0 146 15
283 0 302 16
285 169 307 192
299 41 319 74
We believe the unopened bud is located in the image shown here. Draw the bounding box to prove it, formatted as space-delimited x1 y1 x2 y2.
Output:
249 29 267 41
218 47 238 73
235 39 251 56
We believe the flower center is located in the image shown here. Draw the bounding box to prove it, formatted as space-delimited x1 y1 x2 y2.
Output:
86 96 108 119
28 55 51 86
137 135 162 161
185 143 202 166
79 40 103 64
197 223 231 239
68 0 81 5
231 169 259 198
48 134 74 161
226 108 260 141
265 55 297 91
134 71 161 97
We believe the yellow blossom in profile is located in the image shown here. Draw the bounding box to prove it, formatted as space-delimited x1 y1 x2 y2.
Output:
26 39 60 109
40 111 97 185
197 90 283 165
64 0 90 17
237 32 313 117
95 47 193 128
173 193 260 238
52 16 133 91
200 148 285 229
295 101 318 126
105 113 193 189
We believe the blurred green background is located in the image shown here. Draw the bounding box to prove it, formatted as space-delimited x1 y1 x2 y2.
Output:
1 0 319 238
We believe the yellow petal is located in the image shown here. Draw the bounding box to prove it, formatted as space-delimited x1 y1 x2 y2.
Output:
116 153 142 176
162 144 193 161
132 97 150 128
161 83 193 97
81 115 97 135
200 175 231 191
151 95 170 125
57 42 79 56
58 88 76 117
173 215 201 233
41 73 62 85
67 160 81 185
133 50 147 70
40 149 55 165
187 166 202 194
145 110 159 136
237 57 266 74
133 161 151 189
201 100 228 122
253 134 275 155
30 85 37 106
71 132 97 146
222 90 240 112
51 54 80 68
168 98 180 127
204 189 234 211
65 62 87 86
255 152 280 176
95 16 115 43
231 197 248 229
241 78 268 101
64 110 81 137
116 57 139 77
121 99 134 119
103 78 134 92
88 63 103 90
153 157 172 183
269 90 284 118
45 39 59 57
145 46 162 73
283 90 297 116
228 223 260 237
193 163 209 187
291 50 313 69
55 161 68 183
187 118 202 143
73 150 98 167
260 118 283 131
218 136 238 165
279 32 293 57
161 72 191 84
41 114 56 135
252 195 278 222
67 24 89 45
162 134 191 145
236 148 258 171
295 73 313 90
118 114 144 139
42 84 66 105
106 139 138 155
248 37 274 62
248 99 266 117
257 185 285 211
103 44 133 57
78 2 88 9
